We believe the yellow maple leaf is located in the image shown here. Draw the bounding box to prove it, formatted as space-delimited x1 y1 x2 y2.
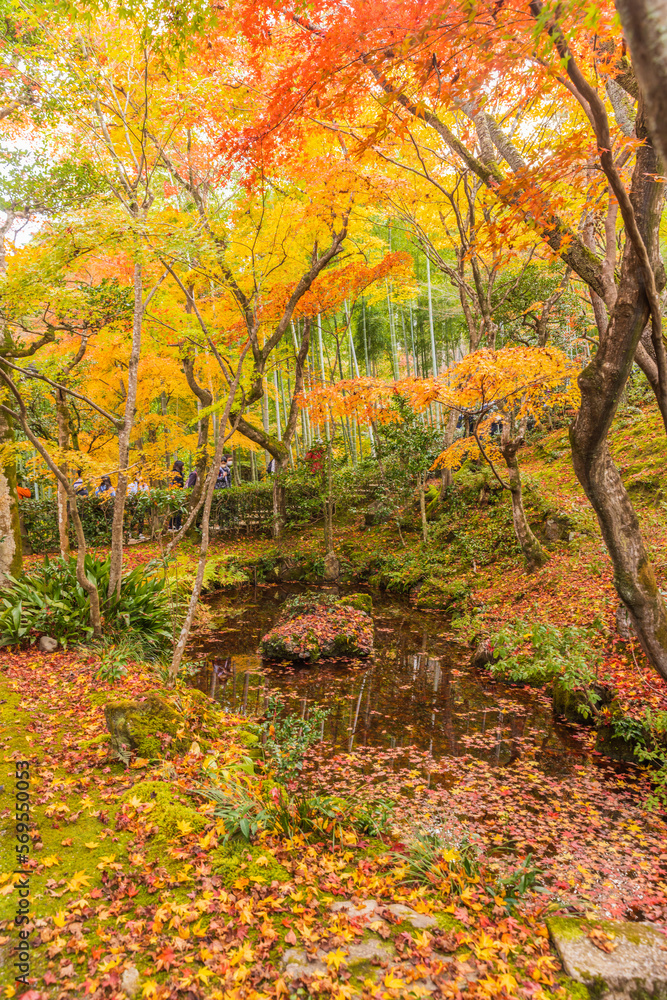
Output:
84 842 99 850
41 855 61 868
176 819 193 836
325 948 348 971
67 871 91 892
53 911 67 928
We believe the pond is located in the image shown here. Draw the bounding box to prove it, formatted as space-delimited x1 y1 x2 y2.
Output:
190 584 585 777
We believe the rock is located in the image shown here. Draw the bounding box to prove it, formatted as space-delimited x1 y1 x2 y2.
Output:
552 678 615 726
544 518 564 541
383 903 438 929
322 552 341 581
260 594 373 663
330 899 377 919
282 938 394 984
471 640 495 669
616 603 635 640
282 947 327 980
547 916 667 999
342 592 373 616
595 722 645 764
38 635 58 653
120 965 140 998
104 691 188 760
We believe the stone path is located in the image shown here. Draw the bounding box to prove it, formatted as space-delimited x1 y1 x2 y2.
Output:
281 900 476 995
547 916 667 1000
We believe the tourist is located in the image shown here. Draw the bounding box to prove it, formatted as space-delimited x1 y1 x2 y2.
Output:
169 460 184 531
95 476 115 497
72 470 88 496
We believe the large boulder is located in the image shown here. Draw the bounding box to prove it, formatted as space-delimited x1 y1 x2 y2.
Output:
260 593 374 663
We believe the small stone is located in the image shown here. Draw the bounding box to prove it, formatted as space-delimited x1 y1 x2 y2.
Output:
346 938 393 962
384 903 438 929
547 916 667 999
330 899 377 919
544 518 562 541
120 965 140 998
38 635 58 653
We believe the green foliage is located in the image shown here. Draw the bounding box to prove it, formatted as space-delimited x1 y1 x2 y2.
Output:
488 619 602 689
0 555 173 654
495 854 543 911
260 695 328 782
396 829 479 893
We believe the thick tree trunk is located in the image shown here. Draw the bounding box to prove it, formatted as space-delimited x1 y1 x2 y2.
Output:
108 262 143 598
55 389 71 558
0 407 22 582
500 437 548 572
570 110 667 678
615 0 667 167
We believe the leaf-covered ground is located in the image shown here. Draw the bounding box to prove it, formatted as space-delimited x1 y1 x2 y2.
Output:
1 650 589 1000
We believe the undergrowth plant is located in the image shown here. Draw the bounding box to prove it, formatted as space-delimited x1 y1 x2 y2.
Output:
0 555 173 655
488 619 604 689
260 695 328 782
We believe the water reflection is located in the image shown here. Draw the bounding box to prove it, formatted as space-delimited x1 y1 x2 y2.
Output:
190 586 584 771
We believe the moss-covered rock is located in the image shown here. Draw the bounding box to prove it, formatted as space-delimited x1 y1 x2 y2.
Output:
413 576 470 610
552 679 614 726
211 842 290 888
105 691 189 760
260 593 373 662
342 592 373 616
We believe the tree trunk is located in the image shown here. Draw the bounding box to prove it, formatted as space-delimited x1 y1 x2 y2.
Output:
182 352 212 513
615 0 667 167
0 406 22 582
108 262 143 598
169 347 248 681
55 388 71 558
569 111 667 678
419 473 428 544
270 317 313 540
0 395 101 634
501 436 548 572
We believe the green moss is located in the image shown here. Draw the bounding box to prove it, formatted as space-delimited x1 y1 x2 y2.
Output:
340 593 373 616
210 842 290 888
119 779 207 841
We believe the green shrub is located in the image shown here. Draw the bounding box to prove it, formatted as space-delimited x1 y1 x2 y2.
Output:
0 555 173 654
488 619 603 688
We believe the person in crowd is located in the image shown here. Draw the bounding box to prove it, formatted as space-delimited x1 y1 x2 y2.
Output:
72 470 88 496
215 458 231 489
169 460 184 531
186 468 198 488
17 483 31 499
266 457 276 475
95 476 115 497
127 473 148 495
128 473 149 540
170 460 185 487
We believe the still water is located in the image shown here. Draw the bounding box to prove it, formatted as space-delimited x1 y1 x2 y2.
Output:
190 585 582 772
